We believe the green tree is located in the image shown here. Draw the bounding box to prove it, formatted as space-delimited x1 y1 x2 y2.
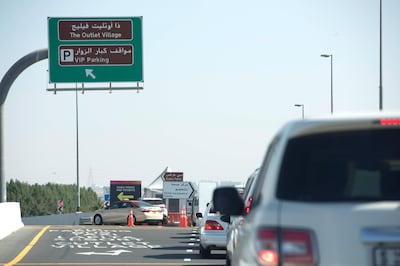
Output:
6 179 103 217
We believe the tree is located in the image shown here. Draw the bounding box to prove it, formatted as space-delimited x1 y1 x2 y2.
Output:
6 179 103 217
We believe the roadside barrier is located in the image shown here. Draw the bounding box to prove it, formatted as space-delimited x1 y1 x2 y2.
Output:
0 202 24 240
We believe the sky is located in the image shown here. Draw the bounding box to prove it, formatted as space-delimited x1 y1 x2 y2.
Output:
1 0 399 188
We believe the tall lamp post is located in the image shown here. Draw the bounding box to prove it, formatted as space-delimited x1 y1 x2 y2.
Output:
294 104 304 119
321 54 333 114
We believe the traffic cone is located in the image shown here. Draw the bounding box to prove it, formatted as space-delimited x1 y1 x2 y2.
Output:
128 209 134 227
179 208 187 227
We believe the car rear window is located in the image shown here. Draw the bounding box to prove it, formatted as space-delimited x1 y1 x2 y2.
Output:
143 199 164 205
277 129 400 202
135 201 153 207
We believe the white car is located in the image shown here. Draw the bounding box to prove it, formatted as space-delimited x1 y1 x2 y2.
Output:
141 197 168 225
213 113 400 266
226 168 260 266
198 201 229 258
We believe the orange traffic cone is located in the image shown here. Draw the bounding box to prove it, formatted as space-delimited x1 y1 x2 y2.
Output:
128 209 134 227
179 208 187 227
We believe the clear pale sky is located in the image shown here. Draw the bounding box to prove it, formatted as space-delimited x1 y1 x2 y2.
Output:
1 0 399 188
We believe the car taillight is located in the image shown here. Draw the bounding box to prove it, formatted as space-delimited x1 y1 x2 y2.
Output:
257 229 278 265
142 209 150 212
244 196 253 214
380 118 400 126
204 220 224 230
256 227 316 266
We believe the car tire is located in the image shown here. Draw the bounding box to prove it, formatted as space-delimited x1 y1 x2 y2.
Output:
93 214 103 225
199 244 210 258
226 254 231 266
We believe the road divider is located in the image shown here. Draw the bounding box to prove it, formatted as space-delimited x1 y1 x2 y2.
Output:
0 202 24 240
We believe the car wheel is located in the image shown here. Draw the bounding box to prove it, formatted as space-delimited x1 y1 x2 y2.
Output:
93 214 103 225
226 254 232 266
199 244 210 258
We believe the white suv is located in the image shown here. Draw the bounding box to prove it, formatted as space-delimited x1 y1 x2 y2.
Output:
213 114 400 266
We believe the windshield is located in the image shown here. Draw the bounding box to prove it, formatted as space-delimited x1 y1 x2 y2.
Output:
277 129 400 202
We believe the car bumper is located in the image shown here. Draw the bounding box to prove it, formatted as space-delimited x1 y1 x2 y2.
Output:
200 231 227 249
143 212 163 221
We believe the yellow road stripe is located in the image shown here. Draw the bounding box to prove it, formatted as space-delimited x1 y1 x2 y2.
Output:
4 225 50 266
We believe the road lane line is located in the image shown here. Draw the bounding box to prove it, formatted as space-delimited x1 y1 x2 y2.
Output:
4 225 50 266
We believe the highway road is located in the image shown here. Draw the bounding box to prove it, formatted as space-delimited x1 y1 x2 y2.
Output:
0 225 226 266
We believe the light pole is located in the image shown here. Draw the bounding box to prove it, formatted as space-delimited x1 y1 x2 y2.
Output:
321 54 333 114
294 104 304 119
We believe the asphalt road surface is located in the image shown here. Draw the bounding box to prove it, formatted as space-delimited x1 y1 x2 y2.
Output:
0 225 226 266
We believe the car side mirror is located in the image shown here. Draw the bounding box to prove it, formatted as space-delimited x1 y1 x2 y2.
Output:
196 212 203 218
213 187 244 216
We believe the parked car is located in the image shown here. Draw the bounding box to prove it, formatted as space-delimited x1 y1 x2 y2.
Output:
198 201 229 258
141 197 168 225
213 113 400 266
226 168 260 266
93 200 164 225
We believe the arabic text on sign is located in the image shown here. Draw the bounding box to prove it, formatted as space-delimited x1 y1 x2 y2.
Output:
58 20 132 40
59 45 133 66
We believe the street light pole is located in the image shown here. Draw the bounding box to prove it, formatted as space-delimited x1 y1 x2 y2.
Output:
321 54 333 114
294 104 304 119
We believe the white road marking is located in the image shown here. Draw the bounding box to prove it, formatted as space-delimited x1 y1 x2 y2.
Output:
76 249 132 256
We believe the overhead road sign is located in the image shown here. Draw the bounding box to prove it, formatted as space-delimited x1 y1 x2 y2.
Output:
163 182 194 199
163 172 184 182
48 17 143 83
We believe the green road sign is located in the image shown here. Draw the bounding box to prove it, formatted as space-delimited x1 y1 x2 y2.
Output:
48 17 143 83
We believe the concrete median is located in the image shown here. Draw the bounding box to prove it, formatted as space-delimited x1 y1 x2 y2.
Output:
0 202 24 240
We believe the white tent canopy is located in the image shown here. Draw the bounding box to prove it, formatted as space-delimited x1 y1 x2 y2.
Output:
143 166 173 197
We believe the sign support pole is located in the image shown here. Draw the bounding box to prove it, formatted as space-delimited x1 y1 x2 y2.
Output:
75 85 80 212
0 49 48 202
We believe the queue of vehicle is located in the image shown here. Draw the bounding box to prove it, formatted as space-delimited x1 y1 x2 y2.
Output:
213 113 400 266
87 113 400 265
